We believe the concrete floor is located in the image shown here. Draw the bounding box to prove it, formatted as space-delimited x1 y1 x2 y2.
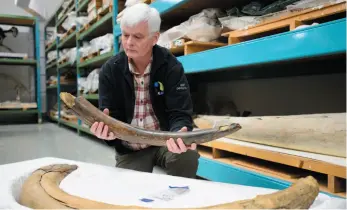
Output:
0 122 116 166
0 122 165 174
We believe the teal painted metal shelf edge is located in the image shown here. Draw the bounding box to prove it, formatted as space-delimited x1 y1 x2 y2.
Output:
76 0 89 13
0 109 39 115
35 17 42 123
0 14 36 26
113 0 188 36
114 14 345 74
197 157 346 199
178 18 346 74
150 0 187 14
0 58 36 65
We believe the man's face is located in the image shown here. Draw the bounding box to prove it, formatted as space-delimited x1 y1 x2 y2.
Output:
121 21 159 59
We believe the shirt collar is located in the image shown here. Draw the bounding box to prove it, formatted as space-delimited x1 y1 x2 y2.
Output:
128 56 153 76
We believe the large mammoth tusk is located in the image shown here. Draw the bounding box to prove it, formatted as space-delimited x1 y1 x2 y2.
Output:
18 164 320 209
59 92 242 146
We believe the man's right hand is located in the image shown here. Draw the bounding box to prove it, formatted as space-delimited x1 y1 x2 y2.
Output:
90 108 117 140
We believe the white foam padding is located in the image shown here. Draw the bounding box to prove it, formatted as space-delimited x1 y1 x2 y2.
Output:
0 157 345 209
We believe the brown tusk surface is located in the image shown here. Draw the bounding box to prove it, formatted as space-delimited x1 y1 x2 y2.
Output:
19 164 320 209
59 92 242 146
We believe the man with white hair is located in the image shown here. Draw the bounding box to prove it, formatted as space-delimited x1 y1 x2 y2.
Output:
90 3 200 178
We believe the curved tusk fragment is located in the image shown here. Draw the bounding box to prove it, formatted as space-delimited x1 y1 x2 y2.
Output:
19 164 320 209
59 92 242 146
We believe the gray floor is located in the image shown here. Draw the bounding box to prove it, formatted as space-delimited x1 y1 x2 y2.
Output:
0 122 165 174
0 122 118 166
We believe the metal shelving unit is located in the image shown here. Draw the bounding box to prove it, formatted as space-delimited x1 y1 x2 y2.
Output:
44 0 118 132
0 58 37 65
44 0 346 198
0 14 42 123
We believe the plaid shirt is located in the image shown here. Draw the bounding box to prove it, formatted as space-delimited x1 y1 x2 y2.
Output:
122 58 160 150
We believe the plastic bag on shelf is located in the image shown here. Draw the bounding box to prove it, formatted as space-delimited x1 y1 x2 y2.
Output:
125 0 143 7
90 33 114 53
218 15 262 30
157 8 224 48
57 50 66 63
55 32 66 39
66 47 77 64
102 0 113 7
83 69 100 94
218 0 338 31
78 77 87 92
62 11 77 31
47 51 58 62
47 76 58 86
76 16 89 28
79 42 93 58
239 0 300 16
45 27 57 44
286 0 345 11
57 47 75 63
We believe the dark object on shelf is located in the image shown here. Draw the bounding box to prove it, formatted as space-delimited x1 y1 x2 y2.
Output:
0 26 19 52
226 0 301 17
243 0 300 16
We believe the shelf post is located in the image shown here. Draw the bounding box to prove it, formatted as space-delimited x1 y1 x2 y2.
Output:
56 37 61 125
112 0 119 54
75 0 82 135
35 17 42 123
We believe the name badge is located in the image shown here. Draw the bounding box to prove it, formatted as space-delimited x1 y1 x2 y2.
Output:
154 81 164 95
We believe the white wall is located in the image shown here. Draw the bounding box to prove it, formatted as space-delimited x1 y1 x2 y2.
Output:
0 0 63 112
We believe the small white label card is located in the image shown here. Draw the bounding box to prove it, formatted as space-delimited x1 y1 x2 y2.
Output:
140 186 190 203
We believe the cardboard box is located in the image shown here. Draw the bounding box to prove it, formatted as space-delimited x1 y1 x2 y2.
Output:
103 0 113 6
88 10 98 22
88 0 102 11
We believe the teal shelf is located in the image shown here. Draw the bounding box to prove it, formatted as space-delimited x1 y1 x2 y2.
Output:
49 115 59 122
78 12 113 41
47 85 58 89
78 51 113 68
59 119 80 130
76 0 89 13
79 125 93 135
178 18 346 74
83 94 99 100
150 0 187 14
197 156 290 190
0 58 37 66
58 61 75 69
59 118 92 135
45 40 56 52
46 61 57 69
0 109 38 115
0 14 36 26
58 31 77 49
197 157 345 199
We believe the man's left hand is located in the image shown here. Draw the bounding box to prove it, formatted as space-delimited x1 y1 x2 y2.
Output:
166 126 197 154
